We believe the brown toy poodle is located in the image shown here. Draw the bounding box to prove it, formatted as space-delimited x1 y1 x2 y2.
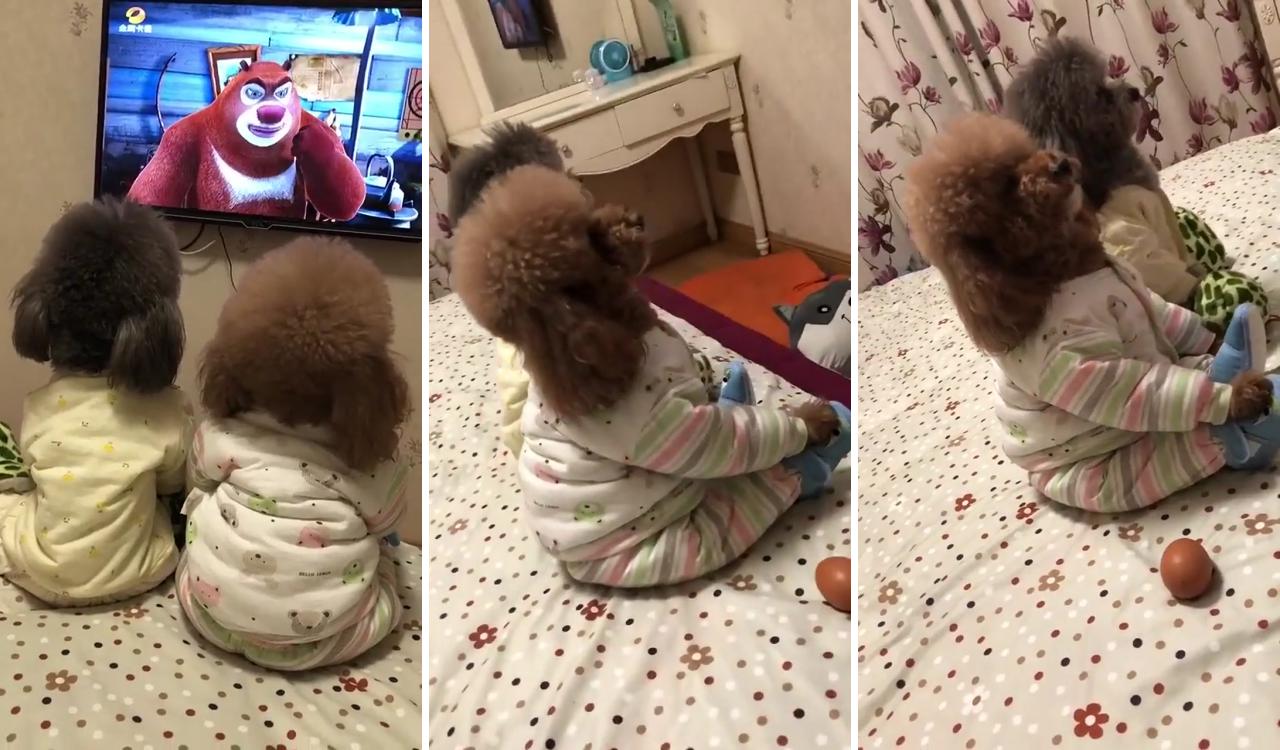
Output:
904 113 1271 513
450 163 657 418
199 236 410 469
448 161 843 587
903 112 1104 354
178 236 411 670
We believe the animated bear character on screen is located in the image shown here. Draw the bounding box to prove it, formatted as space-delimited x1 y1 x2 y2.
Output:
129 59 365 221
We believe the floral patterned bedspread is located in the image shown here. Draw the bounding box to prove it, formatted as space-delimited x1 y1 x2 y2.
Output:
0 545 423 748
858 132 1280 748
427 294 853 749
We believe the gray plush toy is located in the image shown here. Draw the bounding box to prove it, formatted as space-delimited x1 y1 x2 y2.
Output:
774 278 851 377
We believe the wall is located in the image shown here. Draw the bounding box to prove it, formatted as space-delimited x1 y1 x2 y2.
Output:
1254 0 1280 80
633 0 852 257
3 2 423 543
428 0 705 248
430 0 851 260
451 0 636 111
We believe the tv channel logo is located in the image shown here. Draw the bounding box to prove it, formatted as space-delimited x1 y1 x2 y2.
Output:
119 6 153 34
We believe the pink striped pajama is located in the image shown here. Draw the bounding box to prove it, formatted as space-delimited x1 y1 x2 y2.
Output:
519 324 811 588
996 260 1231 513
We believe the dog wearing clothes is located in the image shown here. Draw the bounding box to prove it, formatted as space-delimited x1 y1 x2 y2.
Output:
450 156 848 587
904 113 1274 512
0 198 189 606
176 237 411 670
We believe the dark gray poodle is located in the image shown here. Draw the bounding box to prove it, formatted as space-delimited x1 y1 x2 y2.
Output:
447 122 565 220
11 197 184 393
1003 36 1158 209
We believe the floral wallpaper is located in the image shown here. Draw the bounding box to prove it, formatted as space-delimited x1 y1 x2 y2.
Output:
858 0 1280 289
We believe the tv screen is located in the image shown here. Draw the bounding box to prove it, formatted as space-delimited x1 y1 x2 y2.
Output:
489 0 545 49
96 1 424 242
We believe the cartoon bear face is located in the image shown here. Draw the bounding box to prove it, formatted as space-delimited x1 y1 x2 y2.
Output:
241 550 276 575
288 609 332 635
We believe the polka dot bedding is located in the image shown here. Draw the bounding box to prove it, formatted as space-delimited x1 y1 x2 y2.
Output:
0 546 423 748
858 132 1280 749
427 294 852 749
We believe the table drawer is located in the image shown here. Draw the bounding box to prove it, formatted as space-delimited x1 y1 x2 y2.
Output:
544 110 624 170
614 70 731 145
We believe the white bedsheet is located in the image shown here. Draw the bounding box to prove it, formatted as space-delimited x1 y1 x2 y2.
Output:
427 294 853 748
858 132 1280 748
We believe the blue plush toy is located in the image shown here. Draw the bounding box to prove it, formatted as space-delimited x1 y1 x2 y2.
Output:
1207 303 1280 470
783 402 851 499
717 362 850 498
719 361 754 406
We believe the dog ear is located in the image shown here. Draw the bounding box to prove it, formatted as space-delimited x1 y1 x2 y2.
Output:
11 274 50 363
331 353 409 471
108 298 184 393
514 295 645 418
946 238 1048 354
199 342 251 417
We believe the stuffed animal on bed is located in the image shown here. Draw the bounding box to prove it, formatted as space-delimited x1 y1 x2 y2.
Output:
0 198 190 608
720 362 850 498
1206 303 1280 469
775 278 851 377
1004 36 1267 333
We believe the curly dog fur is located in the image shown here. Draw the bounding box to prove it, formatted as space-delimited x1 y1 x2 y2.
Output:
451 163 655 418
12 197 184 393
904 113 1109 353
199 237 409 471
1003 36 1157 209
448 123 566 221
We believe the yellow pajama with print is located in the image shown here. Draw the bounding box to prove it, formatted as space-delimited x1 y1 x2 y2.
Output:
0 377 188 606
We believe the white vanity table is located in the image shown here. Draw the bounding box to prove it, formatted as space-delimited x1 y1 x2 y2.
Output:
447 52 772 254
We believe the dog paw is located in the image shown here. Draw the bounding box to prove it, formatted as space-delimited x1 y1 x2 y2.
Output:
1229 371 1274 421
591 205 645 246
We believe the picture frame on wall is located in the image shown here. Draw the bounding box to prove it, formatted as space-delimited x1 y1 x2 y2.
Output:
207 44 261 96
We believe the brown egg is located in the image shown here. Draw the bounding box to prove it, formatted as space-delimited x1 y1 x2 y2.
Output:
815 556 851 612
1160 538 1214 600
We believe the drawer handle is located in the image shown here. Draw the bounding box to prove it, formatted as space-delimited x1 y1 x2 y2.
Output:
672 102 685 116
560 144 573 158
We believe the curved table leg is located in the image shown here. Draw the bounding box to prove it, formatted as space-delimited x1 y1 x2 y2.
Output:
730 115 770 255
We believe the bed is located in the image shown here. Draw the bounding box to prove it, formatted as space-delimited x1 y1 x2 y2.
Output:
0 544 423 748
427 290 853 748
858 132 1280 748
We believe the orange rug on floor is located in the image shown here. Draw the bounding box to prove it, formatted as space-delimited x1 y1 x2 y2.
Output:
675 250 844 346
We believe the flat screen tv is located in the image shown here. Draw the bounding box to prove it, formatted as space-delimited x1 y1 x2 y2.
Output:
489 0 546 49
95 1 424 242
